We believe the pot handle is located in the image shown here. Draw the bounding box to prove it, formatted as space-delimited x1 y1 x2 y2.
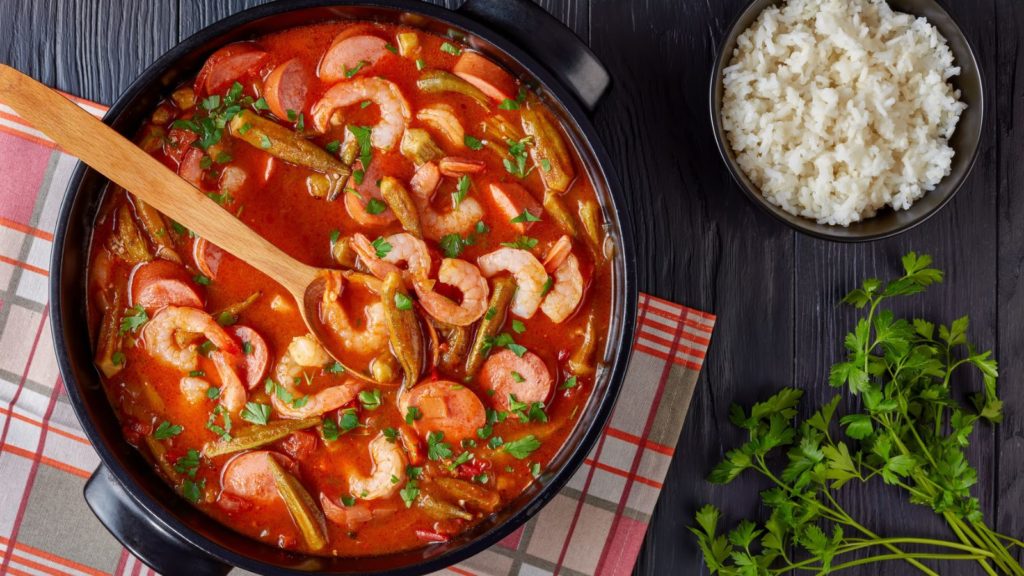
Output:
457 0 610 111
85 465 231 576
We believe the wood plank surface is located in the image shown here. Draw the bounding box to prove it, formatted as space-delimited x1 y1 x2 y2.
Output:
0 0 1019 574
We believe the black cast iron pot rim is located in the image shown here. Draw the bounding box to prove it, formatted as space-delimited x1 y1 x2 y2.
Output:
49 0 638 574
708 0 985 243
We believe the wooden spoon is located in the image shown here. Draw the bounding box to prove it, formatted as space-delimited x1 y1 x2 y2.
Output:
0 64 371 382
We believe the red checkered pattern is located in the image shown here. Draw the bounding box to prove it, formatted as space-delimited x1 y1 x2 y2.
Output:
0 92 714 576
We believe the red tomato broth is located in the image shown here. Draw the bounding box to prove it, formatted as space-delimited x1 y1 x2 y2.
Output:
86 20 612 558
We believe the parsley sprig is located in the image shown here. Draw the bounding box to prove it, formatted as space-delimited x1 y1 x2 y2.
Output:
691 253 1023 576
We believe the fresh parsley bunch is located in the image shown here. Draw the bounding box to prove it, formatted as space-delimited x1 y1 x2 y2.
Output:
692 253 1024 575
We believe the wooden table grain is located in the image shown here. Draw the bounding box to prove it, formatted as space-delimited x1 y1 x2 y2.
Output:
2 0 1020 574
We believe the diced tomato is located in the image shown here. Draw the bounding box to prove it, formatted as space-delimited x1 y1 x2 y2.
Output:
129 260 204 311
179 147 205 189
277 430 317 461
221 451 293 505
164 128 197 165
453 52 517 102
558 349 571 363
195 42 268 96
121 417 150 446
456 458 490 480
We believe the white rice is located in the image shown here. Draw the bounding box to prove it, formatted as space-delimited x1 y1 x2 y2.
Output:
720 0 967 226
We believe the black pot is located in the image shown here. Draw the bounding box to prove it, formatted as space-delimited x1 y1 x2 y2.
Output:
49 0 637 574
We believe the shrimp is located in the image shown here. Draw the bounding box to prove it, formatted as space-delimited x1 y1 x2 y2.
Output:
351 233 431 283
310 78 410 150
272 334 364 419
321 271 389 355
409 161 485 241
347 434 407 500
479 349 552 411
542 235 573 272
414 259 489 326
143 306 239 371
212 351 247 413
540 253 584 324
476 248 548 319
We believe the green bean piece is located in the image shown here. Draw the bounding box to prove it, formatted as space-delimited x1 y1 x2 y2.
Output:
202 417 319 458
416 70 491 109
228 110 350 180
267 455 328 551
380 176 423 238
465 276 517 377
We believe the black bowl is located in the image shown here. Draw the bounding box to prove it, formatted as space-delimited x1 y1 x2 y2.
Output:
710 0 985 242
48 1 637 574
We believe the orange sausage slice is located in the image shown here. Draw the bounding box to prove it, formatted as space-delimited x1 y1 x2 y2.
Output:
192 237 225 279
195 43 268 96
488 182 542 233
220 451 294 504
479 349 553 411
319 34 389 83
129 260 203 311
402 380 486 442
229 325 269 390
264 58 312 121
453 52 516 102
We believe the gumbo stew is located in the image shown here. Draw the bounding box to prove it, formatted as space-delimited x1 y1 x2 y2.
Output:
88 20 612 557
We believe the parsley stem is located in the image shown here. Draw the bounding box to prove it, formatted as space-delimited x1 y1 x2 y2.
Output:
806 553 989 574
944 514 1005 576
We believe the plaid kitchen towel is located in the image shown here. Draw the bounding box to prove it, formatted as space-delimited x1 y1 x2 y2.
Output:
0 93 715 576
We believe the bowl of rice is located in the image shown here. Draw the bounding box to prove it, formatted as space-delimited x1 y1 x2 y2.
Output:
711 0 984 241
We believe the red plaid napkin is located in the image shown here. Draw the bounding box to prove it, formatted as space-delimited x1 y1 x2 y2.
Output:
0 94 715 576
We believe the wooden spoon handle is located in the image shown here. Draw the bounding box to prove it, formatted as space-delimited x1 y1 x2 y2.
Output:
0 64 318 296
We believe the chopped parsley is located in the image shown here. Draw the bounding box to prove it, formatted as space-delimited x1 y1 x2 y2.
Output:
511 210 541 224
483 332 528 357
511 371 525 383
358 389 383 410
344 60 369 78
365 198 387 215
173 448 200 478
205 405 232 441
415 58 426 71
511 319 526 334
501 236 539 250
325 139 340 154
327 361 345 375
440 42 462 56
341 495 356 507
426 431 453 461
339 408 361 433
503 137 533 178
394 292 414 311
452 175 471 209
464 135 484 150
560 375 579 390
405 406 423 425
372 236 393 258
503 435 541 459
252 97 270 111
119 305 149 335
448 451 472 470
321 418 339 441
111 351 126 366
385 43 398 54
383 427 399 443
542 276 554 296
206 386 221 400
347 125 373 169
474 473 490 484
240 402 271 426
242 341 254 355
153 421 183 440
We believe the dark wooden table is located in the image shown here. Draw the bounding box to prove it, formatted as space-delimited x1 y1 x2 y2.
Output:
3 0 1020 574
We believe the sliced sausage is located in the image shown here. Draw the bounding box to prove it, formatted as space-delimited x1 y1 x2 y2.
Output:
479 349 552 411
195 42 268 96
229 325 269 389
129 260 203 311
488 182 542 233
164 128 197 165
263 58 313 121
192 237 224 279
319 34 389 83
179 147 205 189
401 380 486 442
453 52 517 102
220 451 293 505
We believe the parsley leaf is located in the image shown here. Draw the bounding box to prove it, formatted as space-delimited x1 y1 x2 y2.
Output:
119 305 149 334
503 435 541 459
153 421 183 440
